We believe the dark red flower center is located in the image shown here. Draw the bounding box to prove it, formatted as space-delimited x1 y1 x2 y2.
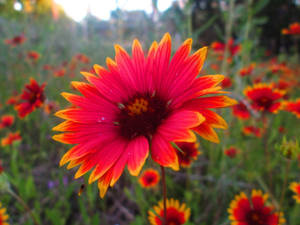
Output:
255 97 273 110
246 210 267 225
145 174 155 184
118 93 169 140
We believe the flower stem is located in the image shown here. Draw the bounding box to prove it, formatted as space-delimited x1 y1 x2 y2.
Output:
7 189 40 225
279 159 291 209
160 166 167 225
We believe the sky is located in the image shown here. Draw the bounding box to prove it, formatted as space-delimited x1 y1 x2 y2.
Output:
53 0 176 22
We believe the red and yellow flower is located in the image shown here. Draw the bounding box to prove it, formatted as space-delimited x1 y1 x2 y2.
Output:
244 83 285 113
148 198 190 225
4 34 26 47
211 38 241 57
283 99 300 119
221 77 232 89
53 33 236 197
0 115 14 129
232 101 251 120
1 132 22 147
224 146 239 158
175 142 201 168
290 182 300 203
0 202 9 225
242 126 262 138
239 64 255 77
282 22 300 36
139 168 160 188
27 51 40 61
228 190 285 225
15 78 46 118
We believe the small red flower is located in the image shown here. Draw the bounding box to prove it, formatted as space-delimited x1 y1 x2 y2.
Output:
176 142 201 168
211 38 241 57
15 78 46 118
148 198 190 225
1 131 22 146
0 115 14 129
283 99 300 119
43 64 52 71
54 68 66 77
139 168 160 188
290 182 300 204
0 161 3 174
221 77 232 89
243 126 262 138
232 101 251 120
282 22 300 36
4 34 26 47
27 51 40 61
228 190 285 225
75 53 90 64
239 64 255 77
278 126 285 133
6 95 19 105
224 146 239 158
244 83 285 113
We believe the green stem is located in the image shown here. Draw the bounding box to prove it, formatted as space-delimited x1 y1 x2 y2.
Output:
279 160 291 209
160 166 167 225
7 190 40 225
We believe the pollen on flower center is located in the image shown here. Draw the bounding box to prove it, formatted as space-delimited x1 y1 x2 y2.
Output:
127 97 149 116
117 93 169 140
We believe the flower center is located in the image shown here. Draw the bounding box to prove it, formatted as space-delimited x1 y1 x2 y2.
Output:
247 210 265 225
117 93 169 140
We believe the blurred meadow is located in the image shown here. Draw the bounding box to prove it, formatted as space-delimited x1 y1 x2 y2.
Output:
1 0 300 224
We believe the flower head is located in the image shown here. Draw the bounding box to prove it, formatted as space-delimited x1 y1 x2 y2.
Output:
148 198 190 225
0 115 14 129
4 34 26 47
1 132 22 147
243 126 262 138
27 51 40 61
244 83 284 113
290 182 300 203
239 64 255 77
54 68 66 77
283 99 300 119
211 38 240 57
139 168 160 188
53 33 236 197
228 190 285 225
282 22 300 36
175 142 201 167
15 78 46 118
221 77 232 89
224 146 239 158
232 101 251 120
0 202 9 225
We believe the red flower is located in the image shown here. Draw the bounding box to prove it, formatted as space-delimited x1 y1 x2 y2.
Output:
75 53 90 64
148 199 190 225
278 126 285 133
54 68 66 77
27 51 40 61
175 142 201 167
244 83 285 113
15 78 46 118
232 101 251 120
221 77 232 88
53 33 236 197
283 99 300 119
0 161 3 174
6 95 19 105
1 132 22 146
0 115 14 129
0 201 9 225
228 190 285 225
139 168 160 188
224 146 239 158
282 22 300 36
211 38 241 57
43 64 52 71
290 182 300 204
243 126 262 138
239 64 255 77
4 34 26 47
